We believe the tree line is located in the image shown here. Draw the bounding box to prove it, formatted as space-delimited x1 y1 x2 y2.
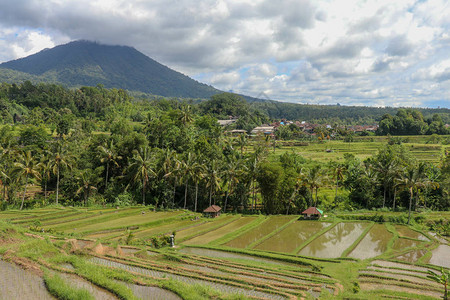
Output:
0 82 448 220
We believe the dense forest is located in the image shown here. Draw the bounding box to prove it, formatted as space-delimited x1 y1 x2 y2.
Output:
0 82 448 222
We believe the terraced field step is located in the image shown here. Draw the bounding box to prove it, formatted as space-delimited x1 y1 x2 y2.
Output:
88 256 290 299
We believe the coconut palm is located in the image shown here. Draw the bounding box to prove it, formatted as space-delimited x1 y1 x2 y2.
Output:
38 155 53 203
97 140 121 189
127 147 157 206
180 152 197 209
161 149 180 208
205 159 221 207
75 169 100 206
330 162 346 201
12 150 41 210
303 165 324 207
374 157 398 208
398 164 427 224
50 143 73 205
191 161 205 212
223 157 245 212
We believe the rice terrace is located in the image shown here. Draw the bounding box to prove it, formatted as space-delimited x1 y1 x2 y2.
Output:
0 207 449 299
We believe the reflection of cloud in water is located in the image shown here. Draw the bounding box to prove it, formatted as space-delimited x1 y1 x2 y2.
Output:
299 222 368 258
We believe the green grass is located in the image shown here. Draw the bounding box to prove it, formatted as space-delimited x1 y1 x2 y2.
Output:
43 271 95 300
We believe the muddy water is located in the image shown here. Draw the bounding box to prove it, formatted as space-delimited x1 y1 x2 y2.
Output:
225 216 295 249
394 225 429 241
298 222 369 258
348 224 392 259
0 260 54 299
395 249 428 263
392 238 422 251
254 221 330 253
428 245 450 268
89 257 285 299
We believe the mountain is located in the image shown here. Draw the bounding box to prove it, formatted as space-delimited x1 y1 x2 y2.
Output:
0 40 220 99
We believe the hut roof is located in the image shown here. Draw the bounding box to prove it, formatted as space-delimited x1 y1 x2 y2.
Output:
302 207 323 215
203 205 222 213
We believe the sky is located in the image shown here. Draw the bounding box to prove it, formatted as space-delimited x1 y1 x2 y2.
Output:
0 0 449 108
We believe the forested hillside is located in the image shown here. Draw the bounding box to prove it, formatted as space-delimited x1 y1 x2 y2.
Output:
0 40 220 98
0 82 448 219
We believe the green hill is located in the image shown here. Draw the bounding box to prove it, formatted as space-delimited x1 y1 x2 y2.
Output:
0 40 220 99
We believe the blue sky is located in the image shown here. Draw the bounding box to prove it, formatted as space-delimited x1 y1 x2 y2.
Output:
0 0 449 108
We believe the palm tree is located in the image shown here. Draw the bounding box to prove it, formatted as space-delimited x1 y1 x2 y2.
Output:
191 161 205 212
50 143 73 205
12 151 41 210
398 164 427 224
205 159 221 207
38 155 52 203
127 147 157 206
161 149 180 208
179 104 194 126
374 157 398 208
180 152 197 209
75 169 99 206
303 165 324 207
97 140 121 189
330 162 345 202
223 157 245 212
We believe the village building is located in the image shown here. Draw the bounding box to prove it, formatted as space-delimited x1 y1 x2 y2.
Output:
203 205 222 218
302 207 323 219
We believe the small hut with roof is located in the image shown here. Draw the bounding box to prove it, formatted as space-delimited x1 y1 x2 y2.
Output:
203 205 222 218
302 207 323 219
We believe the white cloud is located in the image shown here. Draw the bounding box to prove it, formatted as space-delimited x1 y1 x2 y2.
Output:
0 0 448 107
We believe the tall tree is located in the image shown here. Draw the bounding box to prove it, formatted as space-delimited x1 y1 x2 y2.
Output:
50 142 73 205
127 147 157 206
398 164 427 224
205 159 221 207
75 169 100 206
12 150 41 210
97 139 121 189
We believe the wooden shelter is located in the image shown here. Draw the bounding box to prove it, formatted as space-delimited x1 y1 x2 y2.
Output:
203 205 222 218
302 207 323 219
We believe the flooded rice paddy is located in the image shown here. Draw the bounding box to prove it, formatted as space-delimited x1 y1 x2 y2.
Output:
347 224 392 259
395 249 428 263
225 216 295 249
183 216 257 245
394 225 429 241
180 247 298 267
254 221 330 254
298 222 369 258
58 272 118 299
392 237 422 250
427 244 450 268
0 260 53 300
89 257 285 299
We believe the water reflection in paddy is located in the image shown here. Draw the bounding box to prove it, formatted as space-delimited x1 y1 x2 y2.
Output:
348 224 392 259
254 221 330 253
298 222 369 258
392 238 422 251
225 216 295 249
396 249 428 263
394 225 429 241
